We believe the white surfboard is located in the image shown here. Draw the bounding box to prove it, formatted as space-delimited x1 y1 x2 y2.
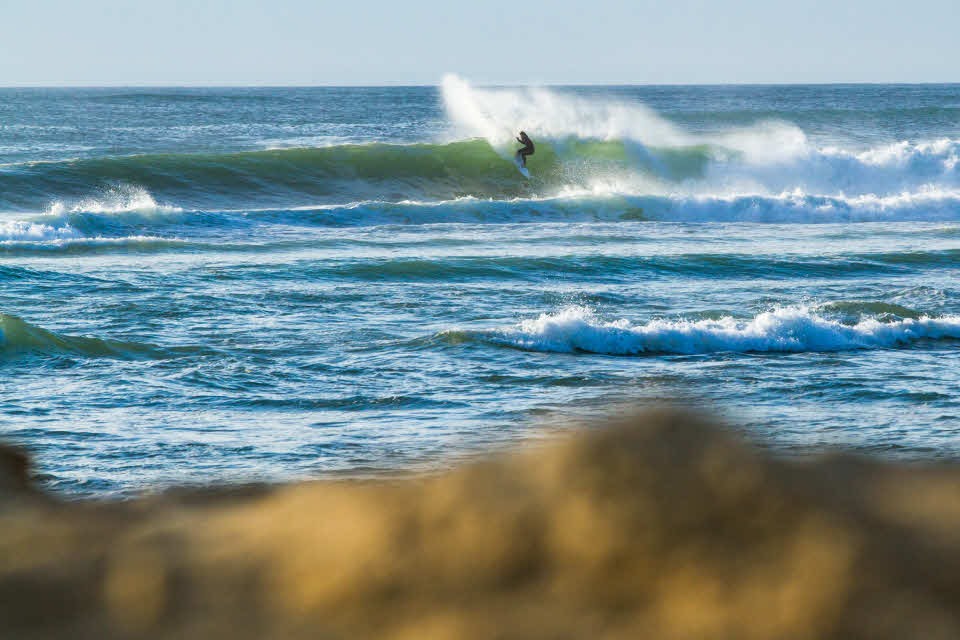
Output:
513 152 530 178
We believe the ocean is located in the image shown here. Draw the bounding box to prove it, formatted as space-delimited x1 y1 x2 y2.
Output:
3 77 960 496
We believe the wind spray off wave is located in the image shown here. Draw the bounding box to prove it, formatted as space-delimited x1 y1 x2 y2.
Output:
440 75 960 215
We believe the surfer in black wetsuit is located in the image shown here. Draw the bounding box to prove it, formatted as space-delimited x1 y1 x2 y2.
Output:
516 131 534 167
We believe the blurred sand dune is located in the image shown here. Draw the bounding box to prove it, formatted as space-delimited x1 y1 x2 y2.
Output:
2 409 960 639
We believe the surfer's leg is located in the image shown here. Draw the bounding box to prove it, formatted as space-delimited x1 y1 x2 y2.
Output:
519 148 532 167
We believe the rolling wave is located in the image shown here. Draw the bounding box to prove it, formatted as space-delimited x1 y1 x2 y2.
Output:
2 136 959 219
451 306 960 356
0 313 217 359
310 250 957 283
289 189 960 225
5 196 960 257
7 187 960 252
0 140 535 210
0 313 161 358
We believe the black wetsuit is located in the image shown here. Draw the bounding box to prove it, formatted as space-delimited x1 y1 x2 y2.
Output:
516 131 534 167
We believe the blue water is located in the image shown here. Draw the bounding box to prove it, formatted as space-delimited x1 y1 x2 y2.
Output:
3 78 960 495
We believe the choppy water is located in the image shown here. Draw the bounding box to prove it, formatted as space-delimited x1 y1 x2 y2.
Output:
3 78 960 495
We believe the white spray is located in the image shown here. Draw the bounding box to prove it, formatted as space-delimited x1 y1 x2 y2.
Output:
440 74 960 208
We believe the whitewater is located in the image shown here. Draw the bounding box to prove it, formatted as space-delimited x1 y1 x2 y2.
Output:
2 79 960 495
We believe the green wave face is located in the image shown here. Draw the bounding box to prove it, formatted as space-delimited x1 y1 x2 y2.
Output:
549 138 712 178
0 313 160 359
0 138 720 210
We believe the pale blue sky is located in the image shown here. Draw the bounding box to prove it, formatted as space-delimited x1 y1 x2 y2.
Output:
2 0 957 85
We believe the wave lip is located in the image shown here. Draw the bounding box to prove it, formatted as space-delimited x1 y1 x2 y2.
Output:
469 306 960 356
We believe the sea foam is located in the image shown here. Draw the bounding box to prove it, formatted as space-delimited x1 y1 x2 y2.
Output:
0 185 186 248
47 184 183 216
0 220 82 242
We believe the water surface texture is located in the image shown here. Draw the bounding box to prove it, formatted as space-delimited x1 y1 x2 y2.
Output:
3 79 960 495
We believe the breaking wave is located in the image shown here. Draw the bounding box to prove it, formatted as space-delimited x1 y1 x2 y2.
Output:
0 185 192 253
5 135 958 211
452 306 960 355
1 77 957 224
2 186 960 256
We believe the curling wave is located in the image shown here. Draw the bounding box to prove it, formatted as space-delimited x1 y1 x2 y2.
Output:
0 141 537 210
2 137 959 218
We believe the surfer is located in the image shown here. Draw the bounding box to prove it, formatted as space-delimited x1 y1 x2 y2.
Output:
516 131 535 167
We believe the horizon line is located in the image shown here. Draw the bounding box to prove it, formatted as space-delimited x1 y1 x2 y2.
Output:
2 80 960 89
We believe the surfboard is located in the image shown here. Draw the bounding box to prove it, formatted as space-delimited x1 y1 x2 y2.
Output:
513 152 530 178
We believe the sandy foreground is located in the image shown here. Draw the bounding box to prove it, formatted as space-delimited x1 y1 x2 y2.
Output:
2 409 960 639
